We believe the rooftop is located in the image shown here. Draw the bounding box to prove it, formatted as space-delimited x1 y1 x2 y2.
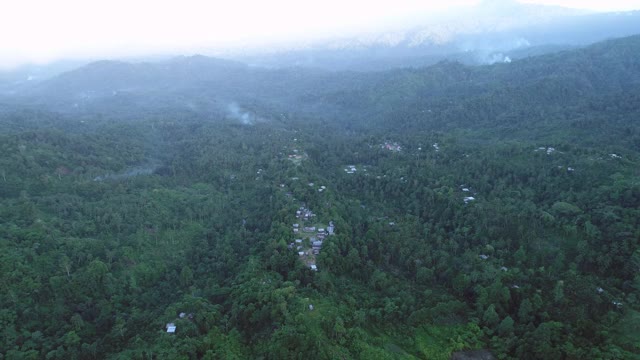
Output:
166 323 176 333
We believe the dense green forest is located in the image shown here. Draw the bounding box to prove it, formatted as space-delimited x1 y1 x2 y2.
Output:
1 36 640 359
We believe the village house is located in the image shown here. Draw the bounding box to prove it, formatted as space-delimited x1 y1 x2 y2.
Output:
383 142 402 152
312 240 323 255
166 323 176 333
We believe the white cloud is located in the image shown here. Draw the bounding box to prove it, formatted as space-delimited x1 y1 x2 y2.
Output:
520 0 640 12
0 0 639 69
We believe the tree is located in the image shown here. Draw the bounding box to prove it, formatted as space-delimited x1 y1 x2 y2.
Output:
497 316 515 336
482 304 500 332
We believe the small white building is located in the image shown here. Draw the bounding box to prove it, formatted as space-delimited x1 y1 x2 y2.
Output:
310 264 317 271
166 323 176 333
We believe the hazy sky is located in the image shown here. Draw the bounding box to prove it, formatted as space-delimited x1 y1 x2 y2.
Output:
1 0 640 69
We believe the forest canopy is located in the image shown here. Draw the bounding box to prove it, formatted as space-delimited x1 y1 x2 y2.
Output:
0 35 639 359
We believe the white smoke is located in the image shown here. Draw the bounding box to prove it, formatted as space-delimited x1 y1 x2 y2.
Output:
484 52 512 64
460 36 530 64
227 102 262 125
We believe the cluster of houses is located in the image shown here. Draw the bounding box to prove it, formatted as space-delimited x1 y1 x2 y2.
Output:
295 206 316 221
556 165 576 172
382 141 402 152
461 185 476 204
344 165 357 174
287 149 306 164
290 205 336 271
535 146 556 155
433 143 440 152
165 312 194 334
594 287 623 308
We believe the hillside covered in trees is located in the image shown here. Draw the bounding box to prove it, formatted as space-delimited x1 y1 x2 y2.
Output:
1 35 639 359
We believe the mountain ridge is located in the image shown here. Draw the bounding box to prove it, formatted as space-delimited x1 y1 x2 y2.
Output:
4 34 640 134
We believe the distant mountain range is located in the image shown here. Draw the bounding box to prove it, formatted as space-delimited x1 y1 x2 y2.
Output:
2 34 639 136
235 1 640 71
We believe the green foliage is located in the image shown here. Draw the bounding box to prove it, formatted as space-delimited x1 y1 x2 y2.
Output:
1 35 640 359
